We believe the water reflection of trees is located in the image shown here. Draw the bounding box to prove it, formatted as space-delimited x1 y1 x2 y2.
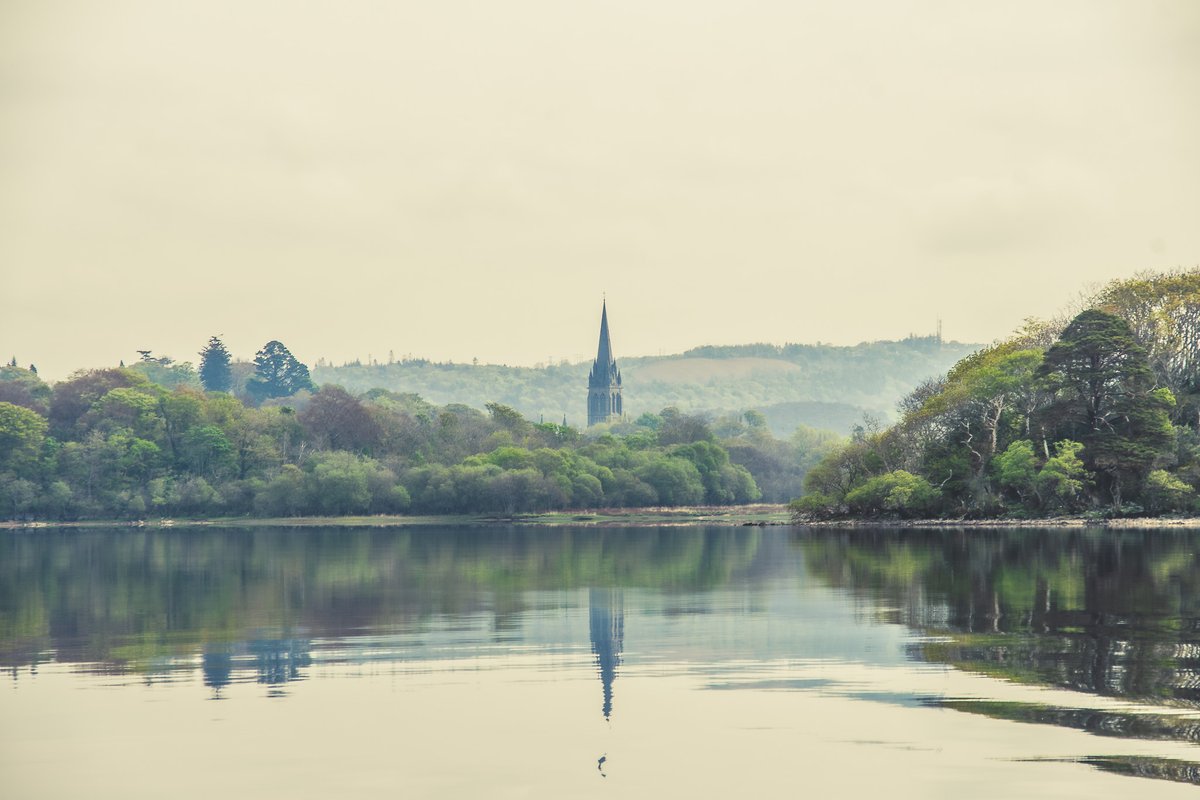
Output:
0 526 760 675
798 528 1200 705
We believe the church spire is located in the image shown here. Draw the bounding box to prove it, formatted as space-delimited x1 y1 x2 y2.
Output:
587 300 623 427
595 300 613 370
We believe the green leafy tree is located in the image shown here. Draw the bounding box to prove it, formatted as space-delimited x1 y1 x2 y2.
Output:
1142 469 1194 514
1037 310 1174 507
909 344 1043 509
1036 440 1089 512
308 452 373 515
198 336 234 393
0 401 48 478
180 425 236 479
246 340 314 402
994 440 1039 507
48 369 148 437
255 465 309 516
0 366 53 415
1093 270 1200 427
843 470 941 518
129 353 199 390
635 456 706 505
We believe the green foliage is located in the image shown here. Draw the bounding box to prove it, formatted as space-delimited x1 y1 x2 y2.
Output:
843 471 941 518
1142 469 1194 514
180 425 236 479
795 268 1200 519
0 402 48 477
994 440 1038 501
1092 269 1200 427
788 492 840 520
308 452 376 515
1038 310 1174 507
246 340 314 402
129 355 200 390
48 369 149 437
0 366 52 415
635 458 705 506
0 367 780 519
1037 440 1089 511
198 336 234 393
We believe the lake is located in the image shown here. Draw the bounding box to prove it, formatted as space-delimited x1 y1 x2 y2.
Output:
3 525 1200 797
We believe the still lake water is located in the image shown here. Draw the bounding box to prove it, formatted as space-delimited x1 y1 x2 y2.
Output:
4 525 1200 798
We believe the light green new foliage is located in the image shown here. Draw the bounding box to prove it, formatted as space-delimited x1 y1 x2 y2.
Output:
995 440 1038 499
844 470 941 517
0 401 47 477
1037 440 1088 509
994 439 1090 512
1143 470 1194 513
310 452 374 516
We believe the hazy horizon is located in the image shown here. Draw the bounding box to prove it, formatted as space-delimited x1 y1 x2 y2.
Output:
3 1 1198 381
9 326 984 382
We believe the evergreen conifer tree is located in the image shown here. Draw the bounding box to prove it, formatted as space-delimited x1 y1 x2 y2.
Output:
247 340 313 401
1037 309 1174 507
198 336 234 393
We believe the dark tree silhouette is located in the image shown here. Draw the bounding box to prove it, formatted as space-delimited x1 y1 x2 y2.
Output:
247 340 313 401
198 336 234 393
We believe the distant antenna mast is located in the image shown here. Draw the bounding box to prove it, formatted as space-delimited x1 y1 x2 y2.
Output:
936 318 943 346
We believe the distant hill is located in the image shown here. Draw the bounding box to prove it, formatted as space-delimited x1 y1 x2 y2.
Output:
313 337 980 436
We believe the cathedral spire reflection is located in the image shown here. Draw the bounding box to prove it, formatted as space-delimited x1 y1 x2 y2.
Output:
588 588 624 721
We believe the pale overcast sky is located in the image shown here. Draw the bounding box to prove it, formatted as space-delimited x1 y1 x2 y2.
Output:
2 0 1198 379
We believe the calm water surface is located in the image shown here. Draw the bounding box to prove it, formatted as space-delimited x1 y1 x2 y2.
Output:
3 525 1200 798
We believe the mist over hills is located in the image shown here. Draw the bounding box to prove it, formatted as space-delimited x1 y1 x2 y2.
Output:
313 337 981 436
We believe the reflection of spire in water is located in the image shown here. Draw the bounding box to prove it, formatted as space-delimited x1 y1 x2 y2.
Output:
589 588 624 721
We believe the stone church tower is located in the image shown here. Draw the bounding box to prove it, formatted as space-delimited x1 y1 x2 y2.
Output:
587 301 623 426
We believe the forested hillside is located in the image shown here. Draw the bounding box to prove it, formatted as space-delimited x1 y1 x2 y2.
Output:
312 337 979 436
794 269 1200 520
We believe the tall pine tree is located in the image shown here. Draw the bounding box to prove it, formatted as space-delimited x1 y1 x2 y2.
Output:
1037 309 1174 507
198 336 233 393
247 340 313 401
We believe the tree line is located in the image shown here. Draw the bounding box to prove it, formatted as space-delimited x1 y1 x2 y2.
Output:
793 269 1200 520
0 339 838 520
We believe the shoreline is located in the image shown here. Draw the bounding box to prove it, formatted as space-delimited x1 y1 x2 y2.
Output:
0 504 794 530
5 506 1200 530
793 516 1200 529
